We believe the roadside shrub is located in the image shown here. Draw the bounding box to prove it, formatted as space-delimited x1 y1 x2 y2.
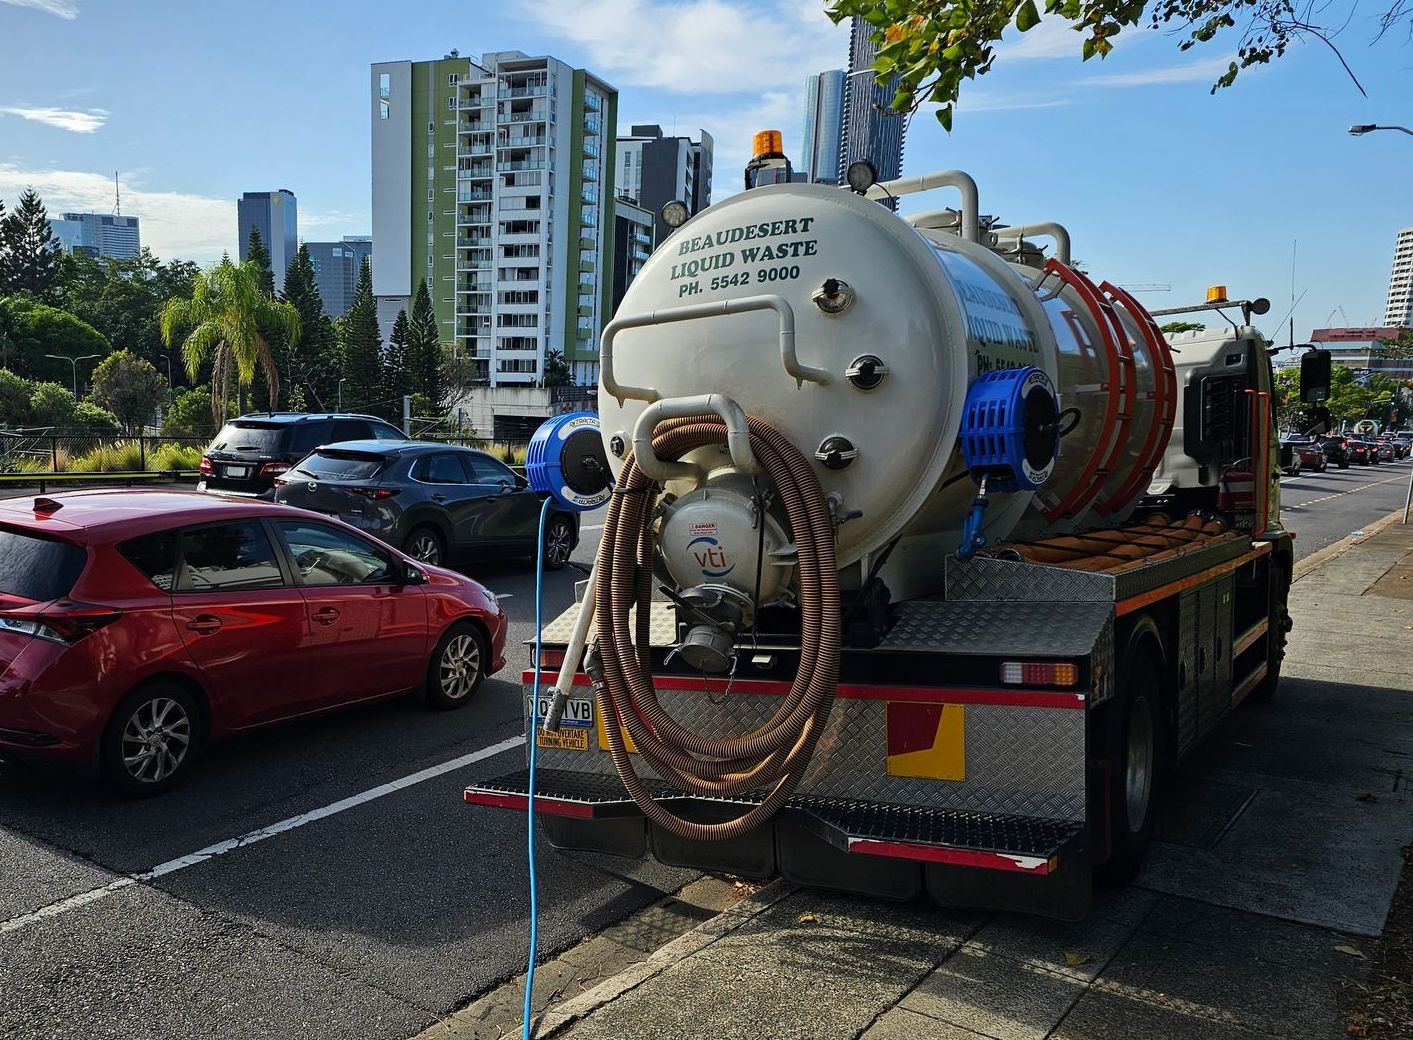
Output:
0 369 33 425
493 441 528 466
69 440 145 473
148 442 203 471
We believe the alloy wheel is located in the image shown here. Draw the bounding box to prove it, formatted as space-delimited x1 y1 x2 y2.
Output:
408 532 441 565
120 697 192 784
545 519 573 567
439 633 482 700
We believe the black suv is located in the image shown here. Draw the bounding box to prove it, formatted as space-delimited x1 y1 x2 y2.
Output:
198 413 407 498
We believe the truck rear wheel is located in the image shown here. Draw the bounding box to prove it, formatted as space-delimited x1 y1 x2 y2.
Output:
1098 651 1164 886
1247 559 1291 704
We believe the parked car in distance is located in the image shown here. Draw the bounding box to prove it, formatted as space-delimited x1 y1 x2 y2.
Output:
272 441 580 570
1282 437 1326 473
0 490 506 794
1393 435 1413 459
199 412 408 499
1318 436 1350 469
1375 438 1397 461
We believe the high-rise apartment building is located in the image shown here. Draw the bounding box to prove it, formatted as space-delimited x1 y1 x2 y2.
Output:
1383 227 1413 328
839 18 906 201
371 50 617 387
46 212 141 260
237 190 298 292
617 125 713 242
801 70 845 184
305 236 373 318
612 196 653 312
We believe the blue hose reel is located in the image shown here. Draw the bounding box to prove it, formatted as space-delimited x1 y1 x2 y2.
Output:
526 411 612 511
956 366 1060 558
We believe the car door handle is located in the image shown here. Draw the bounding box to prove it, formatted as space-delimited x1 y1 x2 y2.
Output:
431 494 447 502
312 606 341 625
186 614 222 635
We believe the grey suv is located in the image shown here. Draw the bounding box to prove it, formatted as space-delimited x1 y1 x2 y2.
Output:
272 441 579 569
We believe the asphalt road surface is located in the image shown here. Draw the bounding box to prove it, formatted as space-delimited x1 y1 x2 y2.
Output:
0 463 1407 1039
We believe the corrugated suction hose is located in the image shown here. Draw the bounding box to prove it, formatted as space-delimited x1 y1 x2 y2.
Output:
592 414 839 841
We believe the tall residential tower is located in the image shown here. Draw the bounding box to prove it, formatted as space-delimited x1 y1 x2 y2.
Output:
46 212 141 260
839 19 906 199
616 125 713 242
237 190 298 292
371 50 617 387
305 236 374 318
1383 227 1413 328
801 70 845 184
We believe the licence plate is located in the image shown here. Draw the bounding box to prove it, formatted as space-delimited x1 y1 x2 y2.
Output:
529 693 593 727
223 465 250 478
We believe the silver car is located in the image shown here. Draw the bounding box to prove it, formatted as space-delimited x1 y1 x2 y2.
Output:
273 440 579 569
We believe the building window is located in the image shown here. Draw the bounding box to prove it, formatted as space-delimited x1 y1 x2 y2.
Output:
449 73 459 86
379 73 390 119
448 95 457 110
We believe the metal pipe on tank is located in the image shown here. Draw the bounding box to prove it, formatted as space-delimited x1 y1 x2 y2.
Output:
992 222 1072 265
600 294 825 406
866 170 980 244
632 393 762 481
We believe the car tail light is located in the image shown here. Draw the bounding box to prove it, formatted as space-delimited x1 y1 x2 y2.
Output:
1000 661 1078 686
259 462 291 477
199 456 213 476
0 602 123 646
350 486 399 500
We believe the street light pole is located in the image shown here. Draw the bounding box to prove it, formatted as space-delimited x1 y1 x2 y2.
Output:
1349 124 1413 137
338 378 346 411
45 353 101 398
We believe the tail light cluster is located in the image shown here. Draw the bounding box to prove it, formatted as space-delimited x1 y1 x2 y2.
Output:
1000 661 1078 687
199 456 213 476
350 486 399 500
259 462 290 477
0 602 123 646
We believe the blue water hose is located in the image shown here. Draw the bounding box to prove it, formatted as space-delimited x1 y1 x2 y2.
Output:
523 494 553 1039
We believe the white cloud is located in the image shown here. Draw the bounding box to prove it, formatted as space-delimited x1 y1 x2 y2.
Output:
521 0 846 94
1082 54 1235 86
0 105 106 133
0 0 79 18
953 91 1070 113
0 165 233 263
996 19 1084 60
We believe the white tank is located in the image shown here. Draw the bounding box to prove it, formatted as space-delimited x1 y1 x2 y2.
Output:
600 182 1170 592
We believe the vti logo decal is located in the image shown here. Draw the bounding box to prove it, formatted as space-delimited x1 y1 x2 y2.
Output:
687 535 734 578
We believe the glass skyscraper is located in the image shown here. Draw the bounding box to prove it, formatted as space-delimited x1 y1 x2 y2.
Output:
237 190 298 292
801 70 844 185
838 18 906 201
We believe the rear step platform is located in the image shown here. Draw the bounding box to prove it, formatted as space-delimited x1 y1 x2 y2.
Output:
465 767 1083 876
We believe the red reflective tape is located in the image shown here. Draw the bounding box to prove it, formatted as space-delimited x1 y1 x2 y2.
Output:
848 838 1053 873
520 671 1085 709
462 789 596 819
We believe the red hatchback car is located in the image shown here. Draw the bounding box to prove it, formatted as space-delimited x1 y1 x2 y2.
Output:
0 490 507 794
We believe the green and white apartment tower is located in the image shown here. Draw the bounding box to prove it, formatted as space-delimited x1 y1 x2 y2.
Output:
371 51 617 386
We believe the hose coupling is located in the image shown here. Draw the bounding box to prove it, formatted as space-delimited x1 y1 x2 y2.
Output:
542 688 570 732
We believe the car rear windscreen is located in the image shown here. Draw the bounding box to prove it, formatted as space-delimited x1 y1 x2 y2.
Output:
292 451 387 481
0 528 85 602
210 422 287 453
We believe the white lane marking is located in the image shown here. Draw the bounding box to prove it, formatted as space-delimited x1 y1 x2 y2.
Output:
582 524 604 531
1284 472 1406 510
0 734 525 935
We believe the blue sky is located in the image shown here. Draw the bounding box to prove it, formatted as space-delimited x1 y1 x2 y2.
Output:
0 0 1408 344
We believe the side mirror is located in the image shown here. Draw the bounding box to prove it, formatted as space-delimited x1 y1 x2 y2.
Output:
515 473 529 489
402 561 428 585
1300 349 1332 404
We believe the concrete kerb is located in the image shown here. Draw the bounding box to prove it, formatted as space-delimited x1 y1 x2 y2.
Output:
516 879 798 1040
1291 506 1407 583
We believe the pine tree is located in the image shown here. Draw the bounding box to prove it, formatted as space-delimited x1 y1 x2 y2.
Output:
406 279 445 413
279 245 340 409
245 227 275 299
382 308 410 424
1 189 62 300
0 197 8 294
340 257 383 414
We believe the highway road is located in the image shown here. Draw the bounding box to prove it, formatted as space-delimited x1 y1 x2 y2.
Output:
0 461 1407 1039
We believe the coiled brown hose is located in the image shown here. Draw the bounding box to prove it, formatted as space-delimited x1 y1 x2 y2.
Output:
591 414 839 841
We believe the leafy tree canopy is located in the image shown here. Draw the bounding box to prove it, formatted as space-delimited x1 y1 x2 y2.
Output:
89 350 167 433
0 296 111 385
826 0 1401 130
1160 321 1207 334
161 386 217 439
27 379 120 433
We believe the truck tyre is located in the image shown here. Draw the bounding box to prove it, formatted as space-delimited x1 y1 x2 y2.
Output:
1097 651 1164 886
1247 559 1291 704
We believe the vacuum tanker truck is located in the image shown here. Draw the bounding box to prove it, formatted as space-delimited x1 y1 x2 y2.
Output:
465 138 1324 919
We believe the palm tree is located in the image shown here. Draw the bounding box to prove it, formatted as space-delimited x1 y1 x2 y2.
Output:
160 259 300 422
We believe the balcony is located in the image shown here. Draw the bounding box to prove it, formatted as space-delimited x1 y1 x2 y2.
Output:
633 247 650 261
582 166 598 182
584 118 600 135
499 84 547 98
582 141 600 159
497 160 546 172
456 259 492 271
458 145 493 157
500 136 546 148
457 236 492 248
500 109 547 124
579 260 596 273
454 186 493 199
460 120 494 132
583 95 602 112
